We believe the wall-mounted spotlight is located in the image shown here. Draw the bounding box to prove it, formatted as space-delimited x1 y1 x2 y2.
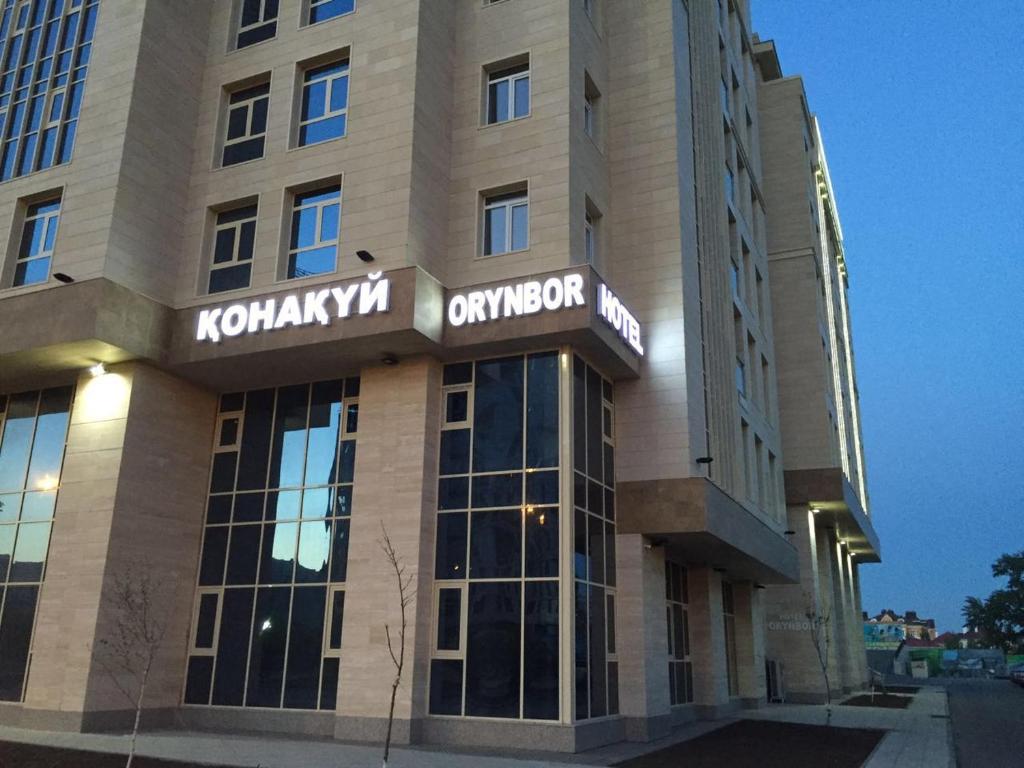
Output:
356 250 374 263
88 362 106 377
695 456 714 465
713 566 727 574
784 530 796 536
643 537 668 551
53 272 74 283
754 583 766 590
381 353 398 366
810 507 821 515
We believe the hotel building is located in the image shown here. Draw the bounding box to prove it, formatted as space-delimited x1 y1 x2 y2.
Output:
0 0 878 752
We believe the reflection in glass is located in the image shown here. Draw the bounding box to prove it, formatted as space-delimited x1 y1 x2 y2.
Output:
296 520 331 583
304 381 340 487
437 588 461 651
472 357 523 472
265 490 300 521
246 586 290 707
523 582 558 719
435 513 466 579
10 522 50 582
465 582 520 718
20 493 55 524
268 385 309 488
469 509 520 579
283 586 326 709
0 493 19 523
260 522 298 584
301 487 331 519
0 393 37 491
0 526 14 581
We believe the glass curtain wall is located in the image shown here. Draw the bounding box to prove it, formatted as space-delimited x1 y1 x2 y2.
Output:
430 353 561 720
0 385 72 701
665 561 693 705
184 378 359 710
427 351 618 724
572 354 617 720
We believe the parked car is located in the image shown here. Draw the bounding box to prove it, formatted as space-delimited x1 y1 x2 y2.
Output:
1009 664 1024 687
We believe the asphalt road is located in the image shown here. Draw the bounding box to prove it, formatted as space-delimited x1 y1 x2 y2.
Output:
945 678 1024 768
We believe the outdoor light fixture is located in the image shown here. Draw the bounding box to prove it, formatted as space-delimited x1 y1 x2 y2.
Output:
784 530 796 536
755 584 766 590
713 567 727 574
356 249 374 263
810 507 821 515
88 362 106 377
695 456 714 464
644 537 667 550
52 272 74 283
381 353 398 366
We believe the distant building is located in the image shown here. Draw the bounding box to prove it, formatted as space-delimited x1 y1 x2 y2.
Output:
867 609 937 641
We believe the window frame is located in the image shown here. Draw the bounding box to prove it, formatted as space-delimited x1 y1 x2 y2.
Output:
484 60 530 126
296 58 350 148
206 201 259 295
233 0 278 51
189 589 224 656
304 0 356 27
284 182 342 280
220 80 271 168
11 194 61 287
480 188 529 257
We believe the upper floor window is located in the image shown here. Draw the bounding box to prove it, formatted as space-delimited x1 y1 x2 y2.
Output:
306 0 354 25
236 0 278 49
735 357 745 398
208 203 257 294
288 184 341 279
298 59 349 147
482 189 527 256
486 60 529 125
583 72 600 143
0 0 98 182
583 0 594 19
13 196 60 287
584 211 595 265
222 81 269 166
725 166 734 203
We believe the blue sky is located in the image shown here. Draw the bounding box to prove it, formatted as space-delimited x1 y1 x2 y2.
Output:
752 1 1024 632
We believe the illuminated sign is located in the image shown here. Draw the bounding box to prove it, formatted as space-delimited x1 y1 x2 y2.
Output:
195 272 390 343
447 274 586 327
597 283 644 355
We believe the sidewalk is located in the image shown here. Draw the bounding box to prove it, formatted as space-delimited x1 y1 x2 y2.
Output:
742 686 954 768
0 688 953 768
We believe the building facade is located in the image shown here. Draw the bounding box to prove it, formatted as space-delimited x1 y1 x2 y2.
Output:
0 0 876 752
754 37 879 702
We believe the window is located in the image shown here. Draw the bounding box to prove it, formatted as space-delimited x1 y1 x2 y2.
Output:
306 0 354 25
222 82 269 167
583 72 599 142
235 0 277 49
0 386 73 702
298 59 349 146
12 196 60 287
583 0 593 18
735 357 745 398
584 211 595 265
208 203 257 294
725 166 734 202
665 561 693 705
0 0 98 181
720 78 730 117
486 61 529 125
730 260 740 301
482 189 527 256
573 355 618 720
430 353 564 721
184 378 360 710
287 184 341 279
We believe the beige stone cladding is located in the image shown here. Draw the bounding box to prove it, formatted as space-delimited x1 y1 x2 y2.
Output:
22 363 215 728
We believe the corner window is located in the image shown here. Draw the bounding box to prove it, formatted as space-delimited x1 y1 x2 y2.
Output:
583 72 600 143
208 203 257 294
222 81 270 167
584 212 595 265
287 184 341 279
482 188 528 256
298 59 349 147
485 59 529 125
235 0 278 49
13 196 61 287
306 0 354 25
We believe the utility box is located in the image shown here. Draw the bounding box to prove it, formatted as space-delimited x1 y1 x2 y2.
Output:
910 660 929 679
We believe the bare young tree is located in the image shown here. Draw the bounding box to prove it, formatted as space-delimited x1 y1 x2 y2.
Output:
379 523 415 768
804 598 833 724
97 565 172 768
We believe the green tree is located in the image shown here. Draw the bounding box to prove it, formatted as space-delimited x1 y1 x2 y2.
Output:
962 551 1024 652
